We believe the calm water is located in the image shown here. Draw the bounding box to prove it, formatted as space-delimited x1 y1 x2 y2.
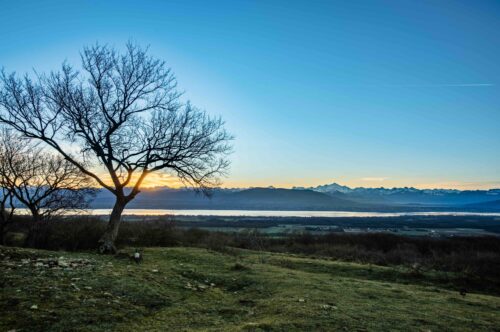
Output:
14 208 500 218
84 209 500 218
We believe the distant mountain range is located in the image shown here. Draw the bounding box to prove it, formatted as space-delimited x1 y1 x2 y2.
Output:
299 183 500 207
89 183 500 212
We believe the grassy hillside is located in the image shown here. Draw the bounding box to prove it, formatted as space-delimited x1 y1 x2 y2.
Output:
1 245 500 331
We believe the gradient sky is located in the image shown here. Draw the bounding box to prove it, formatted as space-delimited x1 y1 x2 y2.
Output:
1 0 499 189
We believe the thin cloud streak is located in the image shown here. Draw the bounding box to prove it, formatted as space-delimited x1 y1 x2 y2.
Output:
335 83 494 88
383 83 494 87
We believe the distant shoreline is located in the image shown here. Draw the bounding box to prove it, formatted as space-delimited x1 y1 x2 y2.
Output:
13 208 500 218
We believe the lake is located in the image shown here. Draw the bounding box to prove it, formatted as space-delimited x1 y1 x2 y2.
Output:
85 209 500 218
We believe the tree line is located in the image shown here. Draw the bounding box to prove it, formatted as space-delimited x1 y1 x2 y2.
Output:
0 42 232 252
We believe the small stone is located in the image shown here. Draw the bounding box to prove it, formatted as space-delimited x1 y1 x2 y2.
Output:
320 304 338 310
58 260 69 268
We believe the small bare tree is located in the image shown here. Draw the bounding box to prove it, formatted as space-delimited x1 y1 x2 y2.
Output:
0 43 232 253
0 130 95 245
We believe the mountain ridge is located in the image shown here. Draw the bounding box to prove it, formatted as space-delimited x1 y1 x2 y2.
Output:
88 185 500 212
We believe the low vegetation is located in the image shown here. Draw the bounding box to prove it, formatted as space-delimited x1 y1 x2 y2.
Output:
4 216 500 294
1 245 500 331
3 216 500 330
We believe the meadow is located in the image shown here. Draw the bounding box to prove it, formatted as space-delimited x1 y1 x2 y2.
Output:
2 215 500 331
2 245 500 331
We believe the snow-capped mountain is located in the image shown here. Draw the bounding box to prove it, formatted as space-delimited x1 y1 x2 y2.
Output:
294 183 352 194
304 182 500 206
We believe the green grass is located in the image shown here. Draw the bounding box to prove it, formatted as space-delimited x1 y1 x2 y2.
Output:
1 246 500 331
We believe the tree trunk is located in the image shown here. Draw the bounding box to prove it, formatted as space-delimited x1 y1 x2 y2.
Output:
0 222 5 246
0 206 6 246
98 198 127 254
25 208 41 247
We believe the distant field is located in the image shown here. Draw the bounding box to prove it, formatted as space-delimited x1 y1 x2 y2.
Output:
13 211 500 237
2 246 500 331
128 215 500 237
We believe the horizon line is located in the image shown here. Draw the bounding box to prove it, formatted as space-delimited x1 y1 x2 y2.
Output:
113 183 500 191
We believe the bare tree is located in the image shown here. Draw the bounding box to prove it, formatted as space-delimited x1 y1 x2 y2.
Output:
0 130 95 245
0 43 232 253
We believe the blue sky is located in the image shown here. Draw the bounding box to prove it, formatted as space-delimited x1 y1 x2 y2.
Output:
1 0 499 189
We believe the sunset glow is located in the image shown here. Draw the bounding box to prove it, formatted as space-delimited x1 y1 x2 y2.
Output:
2 1 499 191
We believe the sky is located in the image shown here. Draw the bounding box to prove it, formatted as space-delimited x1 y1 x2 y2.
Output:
1 0 499 190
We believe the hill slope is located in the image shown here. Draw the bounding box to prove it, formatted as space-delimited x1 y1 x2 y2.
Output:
462 199 500 211
91 187 368 211
224 188 364 210
2 246 500 331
